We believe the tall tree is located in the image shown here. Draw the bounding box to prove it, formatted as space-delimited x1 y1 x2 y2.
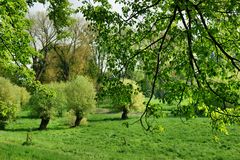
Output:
81 0 240 131
0 0 72 91
28 12 58 82
39 18 95 82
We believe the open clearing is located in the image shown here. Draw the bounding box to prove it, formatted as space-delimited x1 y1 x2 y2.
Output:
0 113 239 160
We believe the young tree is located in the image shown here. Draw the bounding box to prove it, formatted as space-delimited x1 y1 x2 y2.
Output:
65 76 96 127
28 81 69 129
81 0 240 130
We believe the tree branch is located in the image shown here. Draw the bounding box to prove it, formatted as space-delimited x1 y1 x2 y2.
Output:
126 0 162 21
140 6 178 130
0 35 22 68
194 5 240 71
178 5 201 88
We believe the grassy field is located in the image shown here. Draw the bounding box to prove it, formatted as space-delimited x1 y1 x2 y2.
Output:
0 112 240 160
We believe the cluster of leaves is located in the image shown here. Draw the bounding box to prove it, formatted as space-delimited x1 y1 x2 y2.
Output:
27 0 74 32
0 0 38 91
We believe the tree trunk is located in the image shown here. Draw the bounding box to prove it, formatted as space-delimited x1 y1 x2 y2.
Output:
38 117 50 130
121 107 129 120
74 114 83 127
0 121 7 130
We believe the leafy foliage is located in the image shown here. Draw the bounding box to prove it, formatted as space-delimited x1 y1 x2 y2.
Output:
0 0 73 95
46 82 67 117
121 79 145 111
102 79 145 119
0 77 22 129
80 0 240 131
19 87 31 108
0 0 38 90
28 86 54 120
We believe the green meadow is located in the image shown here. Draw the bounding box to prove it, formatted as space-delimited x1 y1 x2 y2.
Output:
0 112 240 160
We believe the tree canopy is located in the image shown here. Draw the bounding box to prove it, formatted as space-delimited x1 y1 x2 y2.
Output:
80 0 240 131
0 0 73 92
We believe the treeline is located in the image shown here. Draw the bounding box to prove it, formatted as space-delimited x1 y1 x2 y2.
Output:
0 75 147 130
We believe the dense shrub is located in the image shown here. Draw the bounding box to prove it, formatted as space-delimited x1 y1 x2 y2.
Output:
18 87 30 108
65 76 96 127
47 82 67 117
0 77 22 129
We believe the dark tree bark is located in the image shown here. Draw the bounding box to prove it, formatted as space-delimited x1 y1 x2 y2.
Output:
0 121 7 130
121 107 129 120
38 117 50 130
74 114 83 127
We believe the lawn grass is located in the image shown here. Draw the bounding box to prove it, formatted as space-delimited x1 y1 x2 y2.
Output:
0 112 240 160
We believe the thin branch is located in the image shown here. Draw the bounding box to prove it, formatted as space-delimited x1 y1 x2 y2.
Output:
126 0 161 21
0 35 22 68
140 6 178 130
194 5 240 71
178 5 201 88
215 108 240 118
205 80 239 105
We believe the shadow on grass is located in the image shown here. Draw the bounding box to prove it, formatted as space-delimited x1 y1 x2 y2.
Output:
88 117 123 122
4 126 69 132
17 116 39 119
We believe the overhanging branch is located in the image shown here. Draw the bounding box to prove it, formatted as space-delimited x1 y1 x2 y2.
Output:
140 5 178 130
194 5 240 71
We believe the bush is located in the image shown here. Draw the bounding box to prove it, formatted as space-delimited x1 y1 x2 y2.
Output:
0 77 21 129
46 82 67 117
18 87 30 108
65 76 96 127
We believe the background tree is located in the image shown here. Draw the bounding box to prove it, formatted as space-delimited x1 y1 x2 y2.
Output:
29 13 95 83
103 79 145 120
65 76 96 127
28 11 58 82
49 18 95 81
0 0 72 92
81 0 240 130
